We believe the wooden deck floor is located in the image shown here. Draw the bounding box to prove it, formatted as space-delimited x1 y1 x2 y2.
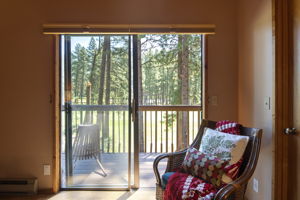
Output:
61 153 167 188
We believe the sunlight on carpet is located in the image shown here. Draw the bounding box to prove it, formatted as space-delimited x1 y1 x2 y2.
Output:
48 188 155 200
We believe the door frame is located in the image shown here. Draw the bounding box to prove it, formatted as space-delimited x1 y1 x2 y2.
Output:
54 35 135 191
273 0 293 199
52 35 60 193
51 33 208 193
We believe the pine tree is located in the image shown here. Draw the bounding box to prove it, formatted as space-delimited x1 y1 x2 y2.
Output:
84 37 101 123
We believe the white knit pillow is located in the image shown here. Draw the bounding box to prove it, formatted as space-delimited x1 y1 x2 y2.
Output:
199 128 249 183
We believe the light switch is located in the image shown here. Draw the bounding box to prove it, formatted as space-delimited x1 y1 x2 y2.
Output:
210 96 218 106
264 97 271 110
44 165 51 176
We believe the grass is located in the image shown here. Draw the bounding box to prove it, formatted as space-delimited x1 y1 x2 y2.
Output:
61 110 202 154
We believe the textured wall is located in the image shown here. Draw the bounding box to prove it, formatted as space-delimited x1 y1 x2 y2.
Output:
237 0 273 199
0 0 238 189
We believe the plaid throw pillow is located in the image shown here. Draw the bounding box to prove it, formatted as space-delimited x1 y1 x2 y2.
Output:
182 148 229 188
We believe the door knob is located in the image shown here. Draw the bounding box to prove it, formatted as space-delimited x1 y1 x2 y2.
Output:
284 128 297 135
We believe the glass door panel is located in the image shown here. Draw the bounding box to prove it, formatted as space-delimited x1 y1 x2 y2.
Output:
60 34 204 189
61 35 131 189
137 34 204 187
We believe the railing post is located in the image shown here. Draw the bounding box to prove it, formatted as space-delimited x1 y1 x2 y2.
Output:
166 111 168 153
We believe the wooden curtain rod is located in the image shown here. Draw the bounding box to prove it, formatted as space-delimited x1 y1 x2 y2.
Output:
43 24 216 35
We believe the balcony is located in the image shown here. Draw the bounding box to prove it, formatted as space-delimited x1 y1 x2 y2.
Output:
61 104 202 188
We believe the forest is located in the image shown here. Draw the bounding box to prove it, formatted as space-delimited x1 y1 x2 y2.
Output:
67 34 203 153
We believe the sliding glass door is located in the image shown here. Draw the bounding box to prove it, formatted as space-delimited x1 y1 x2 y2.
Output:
60 34 204 189
136 34 204 187
61 35 132 189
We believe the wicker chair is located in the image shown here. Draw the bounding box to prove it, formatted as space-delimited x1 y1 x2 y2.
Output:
153 119 262 200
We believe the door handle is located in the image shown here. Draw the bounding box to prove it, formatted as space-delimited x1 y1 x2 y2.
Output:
284 128 297 135
131 98 136 122
65 102 72 113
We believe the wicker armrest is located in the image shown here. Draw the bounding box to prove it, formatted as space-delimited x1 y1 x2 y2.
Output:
214 131 262 200
214 171 250 200
214 183 237 200
153 149 187 186
214 161 258 199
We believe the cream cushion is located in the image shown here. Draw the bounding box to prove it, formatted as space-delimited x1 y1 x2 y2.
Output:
199 127 249 183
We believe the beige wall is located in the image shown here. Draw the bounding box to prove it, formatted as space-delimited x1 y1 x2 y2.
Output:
237 0 273 199
0 0 238 190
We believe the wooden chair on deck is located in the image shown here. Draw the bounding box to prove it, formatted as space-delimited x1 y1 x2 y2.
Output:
153 119 262 200
73 124 107 176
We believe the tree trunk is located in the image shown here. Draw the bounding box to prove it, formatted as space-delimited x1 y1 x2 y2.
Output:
84 83 92 123
97 36 109 111
74 65 80 103
90 37 101 104
97 36 110 151
79 56 86 124
84 38 101 124
180 36 189 105
177 35 189 150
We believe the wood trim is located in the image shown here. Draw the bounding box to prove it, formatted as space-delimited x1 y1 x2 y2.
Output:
42 24 216 35
39 189 54 194
52 35 60 193
273 0 293 199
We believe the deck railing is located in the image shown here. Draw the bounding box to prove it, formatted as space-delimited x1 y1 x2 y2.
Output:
65 104 202 153
138 105 202 153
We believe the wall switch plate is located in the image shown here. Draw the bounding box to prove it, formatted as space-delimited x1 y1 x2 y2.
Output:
44 165 51 176
253 178 259 193
264 96 271 110
210 96 218 106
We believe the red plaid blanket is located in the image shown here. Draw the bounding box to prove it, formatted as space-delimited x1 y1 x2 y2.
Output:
164 172 217 200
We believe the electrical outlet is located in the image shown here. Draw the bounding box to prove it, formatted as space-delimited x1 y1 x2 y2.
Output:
253 178 259 193
44 165 51 176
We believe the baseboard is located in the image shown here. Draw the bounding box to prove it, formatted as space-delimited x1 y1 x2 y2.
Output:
38 189 54 194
